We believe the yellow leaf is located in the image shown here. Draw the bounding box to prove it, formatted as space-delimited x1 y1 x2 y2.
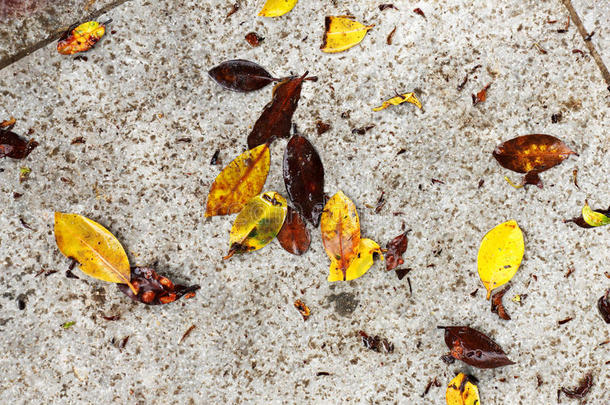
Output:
446 373 481 405
224 192 287 259
582 200 610 227
57 21 106 55
328 238 383 282
320 191 361 280
321 16 374 53
477 219 524 299
205 144 270 217
54 212 137 294
373 92 422 112
258 0 298 17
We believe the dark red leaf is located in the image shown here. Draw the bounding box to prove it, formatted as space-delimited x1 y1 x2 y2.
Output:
283 131 325 225
438 326 515 369
316 121 330 135
560 372 593 399
491 285 511 320
245 32 264 47
395 268 411 280
208 59 275 92
564 205 610 228
0 129 38 159
277 206 311 255
118 267 200 305
386 231 409 271
379 4 397 11
248 73 308 149
598 289 610 324
413 8 426 18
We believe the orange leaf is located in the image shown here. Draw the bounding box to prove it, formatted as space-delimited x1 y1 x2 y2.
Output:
57 21 108 55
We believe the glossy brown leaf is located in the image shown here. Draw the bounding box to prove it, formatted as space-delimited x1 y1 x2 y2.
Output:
248 73 308 149
208 59 276 92
598 289 610 323
565 205 610 228
277 206 311 255
117 267 200 305
491 284 511 320
283 131 325 225
386 231 409 271
560 373 593 399
493 134 577 174
438 326 515 369
0 129 38 159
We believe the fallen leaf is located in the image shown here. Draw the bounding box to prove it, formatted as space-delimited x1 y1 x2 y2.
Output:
328 238 383 282
386 26 397 45
373 92 421 111
560 372 593 399
283 131 325 225
54 212 137 294
582 200 610 227
321 16 373 53
258 0 297 17
0 128 38 159
294 299 311 320
0 117 16 128
359 330 394 353
491 284 511 320
61 321 76 329
438 325 515 368
245 32 264 47
118 267 200 305
386 231 409 271
477 220 524 299
224 192 287 259
57 21 107 55
208 59 276 92
472 82 491 105
413 8 426 18
598 289 610 323
379 4 397 11
277 207 311 255
564 204 610 229
445 373 480 405
179 325 196 344
316 121 330 135
248 73 308 149
19 166 31 182
205 143 270 217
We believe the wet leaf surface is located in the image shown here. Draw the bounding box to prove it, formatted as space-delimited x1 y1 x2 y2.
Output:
560 372 593 399
283 132 325 225
277 206 311 255
208 59 276 92
258 0 298 17
0 128 38 159
445 373 480 405
57 21 107 55
386 231 409 271
598 289 610 323
491 284 511 320
321 16 373 53
294 299 311 321
118 267 200 305
438 326 515 369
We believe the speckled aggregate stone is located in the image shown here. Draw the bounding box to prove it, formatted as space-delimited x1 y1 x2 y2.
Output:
0 0 609 403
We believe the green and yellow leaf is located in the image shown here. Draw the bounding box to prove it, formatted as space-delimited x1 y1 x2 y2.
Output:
258 0 298 17
582 200 610 227
446 373 481 405
321 16 373 53
373 92 422 112
328 238 383 282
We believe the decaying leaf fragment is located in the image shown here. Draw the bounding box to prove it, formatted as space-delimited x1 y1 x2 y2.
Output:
598 288 610 324
0 125 38 159
54 212 137 294
491 284 511 320
277 206 311 255
57 21 108 55
386 231 409 271
205 143 270 217
373 92 422 112
582 200 610 227
438 325 515 369
477 220 524 299
117 267 200 305
258 0 298 17
321 16 373 53
224 192 287 259
560 372 593 399
208 59 276 92
294 299 310 320
445 373 480 405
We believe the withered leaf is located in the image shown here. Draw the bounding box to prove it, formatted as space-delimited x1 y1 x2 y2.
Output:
438 326 515 369
491 284 511 320
316 121 330 135
379 4 397 11
118 267 200 305
560 372 593 399
283 131 325 225
245 32 264 47
395 268 411 280
386 231 409 271
598 289 610 324
564 205 610 228
359 330 394 353
294 299 311 321
493 134 577 174
208 59 276 92
248 73 308 149
0 129 38 159
472 83 491 105
277 206 311 255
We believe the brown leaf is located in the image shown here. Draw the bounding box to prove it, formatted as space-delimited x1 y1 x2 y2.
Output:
117 267 200 305
179 325 196 344
493 134 577 174
395 268 411 280
386 26 397 45
208 59 276 92
359 330 394 353
283 131 325 225
316 121 330 135
472 82 491 105
413 8 426 18
598 289 610 324
0 129 38 159
245 32 264 47
491 284 511 320
560 372 593 399
379 4 397 11
438 326 515 368
248 73 308 149
386 231 409 271
277 206 311 255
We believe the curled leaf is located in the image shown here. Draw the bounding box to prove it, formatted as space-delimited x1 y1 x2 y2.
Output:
560 372 593 399
321 16 373 53
224 192 287 259
0 128 38 159
491 284 511 320
294 299 310 320
205 143 270 217
258 0 297 17
329 238 383 282
373 92 422 112
245 32 264 47
446 373 480 405
565 204 610 229
54 212 137 294
57 21 107 55
359 330 394 353
598 289 610 324
386 231 409 271
208 59 275 92
477 220 524 299
438 325 515 369
582 200 610 227
283 131 325 225
277 207 311 255
118 267 200 305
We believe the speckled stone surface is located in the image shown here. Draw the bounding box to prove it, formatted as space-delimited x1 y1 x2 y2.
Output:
571 0 610 66
0 0 609 403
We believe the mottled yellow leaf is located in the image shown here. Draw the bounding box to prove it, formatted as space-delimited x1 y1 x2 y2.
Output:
328 238 383 282
258 0 298 17
223 192 287 259
373 92 422 112
321 16 373 53
205 144 270 217
446 373 481 405
582 200 610 227
320 191 361 280
57 21 106 55
54 212 137 294
477 219 524 299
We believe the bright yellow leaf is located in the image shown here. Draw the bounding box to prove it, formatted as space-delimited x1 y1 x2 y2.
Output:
223 192 287 259
373 92 422 112
54 212 137 294
205 144 270 217
328 238 383 282
321 16 374 53
582 200 610 227
258 0 298 17
57 21 106 55
446 373 481 405
477 219 524 299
